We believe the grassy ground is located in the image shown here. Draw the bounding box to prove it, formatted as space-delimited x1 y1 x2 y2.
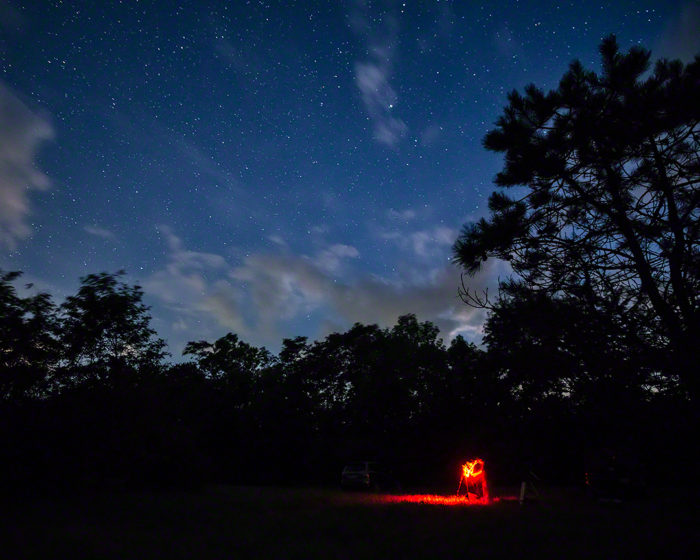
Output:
1 485 697 558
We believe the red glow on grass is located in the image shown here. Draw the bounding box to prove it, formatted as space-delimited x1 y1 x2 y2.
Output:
379 494 493 506
370 458 495 506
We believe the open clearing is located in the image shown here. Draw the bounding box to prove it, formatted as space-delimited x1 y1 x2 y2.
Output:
2 485 696 558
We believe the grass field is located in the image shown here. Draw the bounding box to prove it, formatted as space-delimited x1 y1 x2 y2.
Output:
2 485 697 558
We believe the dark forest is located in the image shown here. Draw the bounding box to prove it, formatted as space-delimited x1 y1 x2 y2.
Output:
1 37 697 495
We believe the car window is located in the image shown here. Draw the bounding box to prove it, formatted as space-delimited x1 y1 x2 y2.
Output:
344 462 366 472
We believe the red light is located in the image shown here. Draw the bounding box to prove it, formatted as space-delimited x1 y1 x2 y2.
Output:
458 457 489 503
462 458 484 479
339 458 500 507
379 494 493 506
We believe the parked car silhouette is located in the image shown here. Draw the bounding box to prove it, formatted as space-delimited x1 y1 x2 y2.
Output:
341 461 400 491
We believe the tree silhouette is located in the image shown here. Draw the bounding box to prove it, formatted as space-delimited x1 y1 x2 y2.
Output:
454 36 699 398
0 270 59 400
483 287 655 406
57 271 166 388
184 333 272 398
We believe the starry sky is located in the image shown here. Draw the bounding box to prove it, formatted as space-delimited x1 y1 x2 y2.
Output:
1 0 698 356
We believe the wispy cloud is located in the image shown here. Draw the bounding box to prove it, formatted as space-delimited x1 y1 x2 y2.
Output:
84 225 116 240
381 224 458 259
0 82 53 248
143 226 247 347
145 228 501 352
268 234 287 247
351 3 407 148
387 208 417 222
225 248 502 346
311 243 360 274
172 135 237 189
355 61 407 147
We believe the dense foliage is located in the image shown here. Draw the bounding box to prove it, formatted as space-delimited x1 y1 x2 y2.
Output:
454 36 699 399
2 38 696 493
0 268 692 492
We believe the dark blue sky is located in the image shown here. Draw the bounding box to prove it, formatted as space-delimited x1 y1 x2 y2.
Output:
1 0 698 355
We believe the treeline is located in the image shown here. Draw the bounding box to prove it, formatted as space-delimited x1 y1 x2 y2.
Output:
1 270 692 493
3 37 698 492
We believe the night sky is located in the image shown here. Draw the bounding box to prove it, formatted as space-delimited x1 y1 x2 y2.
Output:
1 1 698 356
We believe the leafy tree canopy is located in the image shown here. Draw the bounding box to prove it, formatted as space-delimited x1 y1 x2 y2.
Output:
58 271 166 385
184 332 273 381
454 36 699 398
0 270 59 400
